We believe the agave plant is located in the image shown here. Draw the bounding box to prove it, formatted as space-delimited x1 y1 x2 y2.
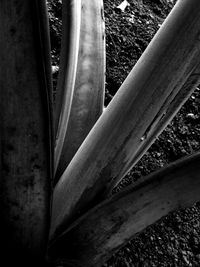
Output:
1 0 200 266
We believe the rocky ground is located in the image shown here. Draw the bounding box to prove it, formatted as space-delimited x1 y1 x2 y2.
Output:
47 0 200 266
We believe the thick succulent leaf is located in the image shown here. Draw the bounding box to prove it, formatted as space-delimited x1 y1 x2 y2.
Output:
54 0 81 173
105 61 200 194
55 0 105 182
0 0 52 265
48 152 200 267
50 0 200 240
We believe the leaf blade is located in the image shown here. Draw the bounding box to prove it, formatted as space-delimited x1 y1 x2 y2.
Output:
55 0 105 182
54 0 82 173
0 0 52 264
49 152 200 267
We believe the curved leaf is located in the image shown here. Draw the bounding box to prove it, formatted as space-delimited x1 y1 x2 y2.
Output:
54 0 81 173
48 152 200 267
55 0 105 182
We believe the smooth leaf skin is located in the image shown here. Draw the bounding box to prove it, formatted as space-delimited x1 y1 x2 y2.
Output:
49 152 200 267
50 0 200 241
54 0 81 173
55 0 105 182
106 61 200 194
0 1 52 265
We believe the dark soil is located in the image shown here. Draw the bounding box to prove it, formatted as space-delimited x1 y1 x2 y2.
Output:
47 0 200 266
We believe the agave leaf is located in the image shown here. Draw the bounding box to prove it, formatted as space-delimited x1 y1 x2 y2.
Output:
54 0 81 173
105 61 200 194
55 0 105 182
48 152 200 267
0 0 52 264
50 0 200 240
